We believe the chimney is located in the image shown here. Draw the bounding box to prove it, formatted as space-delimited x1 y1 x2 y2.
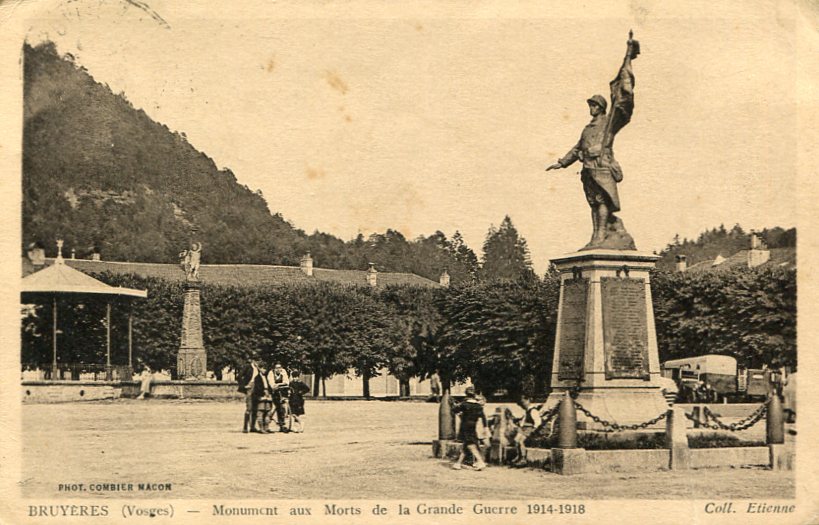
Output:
366 262 378 288
26 242 45 267
299 253 314 276
439 269 450 287
675 255 687 273
91 245 101 261
747 232 769 268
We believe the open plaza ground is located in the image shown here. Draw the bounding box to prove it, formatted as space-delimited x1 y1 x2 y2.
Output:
21 399 794 500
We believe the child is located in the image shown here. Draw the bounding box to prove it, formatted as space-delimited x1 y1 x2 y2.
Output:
289 371 310 433
451 387 488 471
510 395 541 466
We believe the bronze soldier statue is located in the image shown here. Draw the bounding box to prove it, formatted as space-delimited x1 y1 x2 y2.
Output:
547 32 641 251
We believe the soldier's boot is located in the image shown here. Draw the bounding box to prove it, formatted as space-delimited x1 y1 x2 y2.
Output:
588 209 600 245
593 205 609 243
243 412 250 433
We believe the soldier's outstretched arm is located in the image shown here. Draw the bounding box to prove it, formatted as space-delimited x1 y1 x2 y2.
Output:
546 141 581 171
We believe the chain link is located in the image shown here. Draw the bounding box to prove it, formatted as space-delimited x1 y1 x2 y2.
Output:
703 404 767 432
683 404 767 431
572 400 668 432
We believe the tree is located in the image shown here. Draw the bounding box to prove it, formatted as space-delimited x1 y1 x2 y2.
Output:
480 216 535 282
378 285 445 392
651 267 796 370
436 278 558 399
449 230 479 283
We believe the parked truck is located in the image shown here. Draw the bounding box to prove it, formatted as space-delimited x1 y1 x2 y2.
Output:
661 354 787 405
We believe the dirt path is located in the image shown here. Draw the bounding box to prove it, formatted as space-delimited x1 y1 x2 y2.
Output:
21 400 794 499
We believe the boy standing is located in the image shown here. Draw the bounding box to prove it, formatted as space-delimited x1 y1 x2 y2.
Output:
289 371 311 433
451 387 488 471
511 395 541 466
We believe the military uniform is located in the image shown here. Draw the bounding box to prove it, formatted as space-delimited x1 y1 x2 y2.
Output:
557 111 622 213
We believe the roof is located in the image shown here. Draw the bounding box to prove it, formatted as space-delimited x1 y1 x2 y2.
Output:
21 258 148 298
23 258 440 289
685 247 795 274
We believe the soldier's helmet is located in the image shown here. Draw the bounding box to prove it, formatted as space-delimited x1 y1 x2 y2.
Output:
586 94 608 112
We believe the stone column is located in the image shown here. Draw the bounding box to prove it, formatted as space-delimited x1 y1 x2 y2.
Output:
177 280 207 379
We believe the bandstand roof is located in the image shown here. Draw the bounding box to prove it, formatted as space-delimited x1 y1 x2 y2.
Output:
22 256 147 299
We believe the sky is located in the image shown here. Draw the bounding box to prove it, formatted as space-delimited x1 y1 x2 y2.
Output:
5 0 809 273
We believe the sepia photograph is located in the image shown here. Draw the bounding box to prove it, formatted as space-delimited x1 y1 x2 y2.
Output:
0 0 816 523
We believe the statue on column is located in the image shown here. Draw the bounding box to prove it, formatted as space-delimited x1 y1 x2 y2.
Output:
179 242 202 281
546 31 640 251
177 240 206 379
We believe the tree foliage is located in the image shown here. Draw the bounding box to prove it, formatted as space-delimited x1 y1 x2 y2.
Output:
480 216 535 282
657 223 796 270
436 276 559 398
652 267 796 369
21 266 796 392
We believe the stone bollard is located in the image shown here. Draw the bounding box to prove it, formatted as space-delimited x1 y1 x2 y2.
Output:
665 407 691 470
557 391 577 449
691 405 705 428
552 391 585 475
439 391 456 440
766 394 789 471
766 394 785 445
432 391 457 458
489 407 509 464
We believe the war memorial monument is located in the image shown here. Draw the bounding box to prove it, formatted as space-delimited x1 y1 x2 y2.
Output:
542 32 669 428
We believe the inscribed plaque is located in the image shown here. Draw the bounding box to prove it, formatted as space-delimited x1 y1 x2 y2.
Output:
601 277 650 379
557 278 588 380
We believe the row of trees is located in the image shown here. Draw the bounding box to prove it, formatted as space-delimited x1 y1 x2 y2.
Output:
21 266 796 397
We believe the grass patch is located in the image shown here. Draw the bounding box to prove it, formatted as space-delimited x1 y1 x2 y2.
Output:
527 431 666 450
526 429 764 450
688 433 764 449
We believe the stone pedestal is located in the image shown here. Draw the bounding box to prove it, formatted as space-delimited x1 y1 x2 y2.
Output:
551 448 586 475
544 250 668 430
177 280 207 379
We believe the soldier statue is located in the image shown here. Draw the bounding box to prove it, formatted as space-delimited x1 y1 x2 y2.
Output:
546 31 641 251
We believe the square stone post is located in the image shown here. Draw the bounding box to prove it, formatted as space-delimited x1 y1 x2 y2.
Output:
665 407 690 469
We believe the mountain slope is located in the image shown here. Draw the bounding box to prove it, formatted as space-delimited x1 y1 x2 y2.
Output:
23 41 304 264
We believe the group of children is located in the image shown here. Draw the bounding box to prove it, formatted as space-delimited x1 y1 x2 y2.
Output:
451 386 543 470
238 360 310 434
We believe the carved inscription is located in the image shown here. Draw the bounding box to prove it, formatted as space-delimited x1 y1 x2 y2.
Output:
557 278 588 380
601 277 649 380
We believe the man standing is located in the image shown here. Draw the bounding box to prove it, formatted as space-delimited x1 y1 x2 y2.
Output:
546 32 640 251
237 358 265 433
268 363 290 431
